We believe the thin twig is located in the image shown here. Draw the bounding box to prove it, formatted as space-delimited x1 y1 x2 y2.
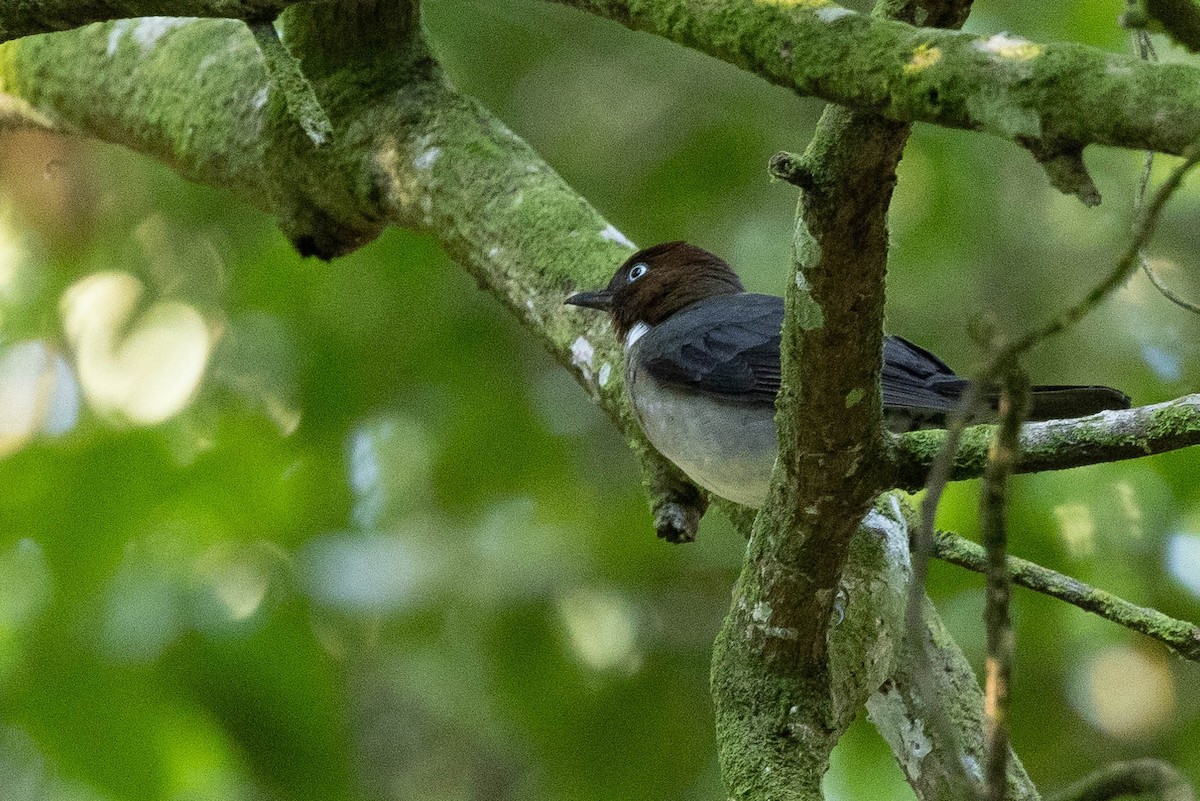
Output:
932 530 1200 661
906 139 1200 577
1141 257 1200 313
904 124 1200 801
1046 758 1196 801
1005 142 1200 358
980 368 1028 801
1131 26 1200 314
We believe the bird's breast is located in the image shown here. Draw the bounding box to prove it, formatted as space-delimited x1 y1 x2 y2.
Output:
626 360 777 508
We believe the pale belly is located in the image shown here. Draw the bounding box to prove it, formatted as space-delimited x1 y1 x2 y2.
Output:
627 367 777 508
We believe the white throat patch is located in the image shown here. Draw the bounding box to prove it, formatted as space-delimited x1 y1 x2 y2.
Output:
624 321 651 352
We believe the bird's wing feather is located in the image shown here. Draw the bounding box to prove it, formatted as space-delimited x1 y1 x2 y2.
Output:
880 335 970 413
641 294 782 405
641 296 970 415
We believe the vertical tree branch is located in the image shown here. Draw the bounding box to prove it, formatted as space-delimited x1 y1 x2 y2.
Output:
982 369 1029 801
711 2 972 797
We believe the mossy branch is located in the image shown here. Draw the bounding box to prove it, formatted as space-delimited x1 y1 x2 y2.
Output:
711 2 972 798
712 498 915 800
0 1 301 43
546 0 1200 167
890 393 1200 489
0 8 708 539
932 531 1200 662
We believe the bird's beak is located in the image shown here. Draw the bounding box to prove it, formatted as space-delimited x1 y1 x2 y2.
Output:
564 290 614 311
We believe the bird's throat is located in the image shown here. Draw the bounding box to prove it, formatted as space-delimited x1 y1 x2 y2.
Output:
624 321 651 352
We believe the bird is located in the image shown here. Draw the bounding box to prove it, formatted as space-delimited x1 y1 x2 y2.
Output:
564 241 1131 508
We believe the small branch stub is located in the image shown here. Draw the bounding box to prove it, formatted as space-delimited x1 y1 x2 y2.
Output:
768 151 816 189
650 478 707 543
1021 137 1102 206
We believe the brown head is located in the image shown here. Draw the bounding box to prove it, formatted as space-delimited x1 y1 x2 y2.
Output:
564 241 744 341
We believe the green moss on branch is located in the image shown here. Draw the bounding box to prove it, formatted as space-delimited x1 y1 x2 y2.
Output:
713 4 976 797
547 0 1200 160
0 1 299 43
933 531 1200 661
890 394 1200 490
713 498 912 800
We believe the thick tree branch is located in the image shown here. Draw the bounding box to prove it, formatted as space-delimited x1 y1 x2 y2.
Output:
13 0 1200 176
932 530 1200 662
546 0 1200 167
0 1 300 43
712 498 914 800
891 393 1200 489
2 4 1195 801
0 8 709 539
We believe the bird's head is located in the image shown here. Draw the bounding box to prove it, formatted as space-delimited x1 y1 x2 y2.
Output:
564 241 744 342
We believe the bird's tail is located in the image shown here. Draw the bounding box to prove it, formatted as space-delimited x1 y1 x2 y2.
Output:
1025 385 1131 421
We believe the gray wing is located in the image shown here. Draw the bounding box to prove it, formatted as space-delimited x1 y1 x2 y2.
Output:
640 294 783 405
641 294 970 414
880 335 971 414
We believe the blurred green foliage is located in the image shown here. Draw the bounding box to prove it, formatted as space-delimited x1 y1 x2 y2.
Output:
2 1 1200 799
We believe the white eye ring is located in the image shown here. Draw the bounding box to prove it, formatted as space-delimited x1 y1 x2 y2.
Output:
627 263 648 282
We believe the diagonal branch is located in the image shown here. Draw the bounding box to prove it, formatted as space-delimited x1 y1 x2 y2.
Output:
711 1 972 798
868 594 1040 801
932 530 1200 662
0 1 302 43
0 7 709 539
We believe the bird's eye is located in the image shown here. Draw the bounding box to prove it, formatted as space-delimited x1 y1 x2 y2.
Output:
627 263 648 282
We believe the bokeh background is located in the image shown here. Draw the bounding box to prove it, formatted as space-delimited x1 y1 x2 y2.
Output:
2 1 1200 799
